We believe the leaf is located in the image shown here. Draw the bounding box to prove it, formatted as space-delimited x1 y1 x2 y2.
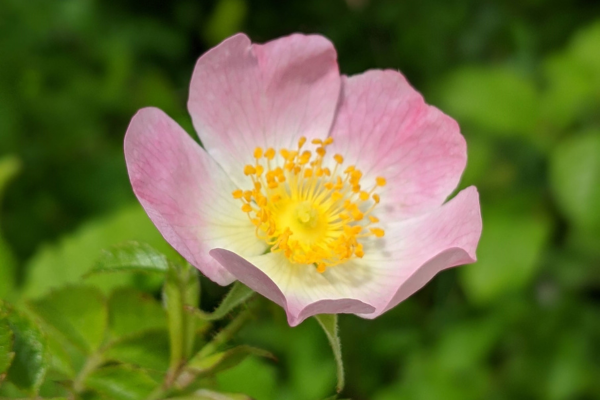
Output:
196 282 254 321
439 66 539 137
186 345 273 379
105 330 170 372
84 365 158 400
550 131 600 232
0 156 21 300
0 316 15 380
164 262 200 370
315 314 344 393
1 301 49 395
108 288 167 338
89 241 169 276
460 205 551 304
22 204 176 298
28 285 108 354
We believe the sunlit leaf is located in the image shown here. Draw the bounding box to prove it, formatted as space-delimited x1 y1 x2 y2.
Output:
187 345 273 379
550 131 600 232
460 205 551 304
439 66 539 137
28 285 107 354
23 204 174 298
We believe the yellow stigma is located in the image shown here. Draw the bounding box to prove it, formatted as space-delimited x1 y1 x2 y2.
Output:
232 137 386 273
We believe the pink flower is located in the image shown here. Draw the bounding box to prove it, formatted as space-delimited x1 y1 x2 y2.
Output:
125 34 482 326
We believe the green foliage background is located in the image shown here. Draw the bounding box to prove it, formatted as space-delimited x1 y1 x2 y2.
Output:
1 0 600 398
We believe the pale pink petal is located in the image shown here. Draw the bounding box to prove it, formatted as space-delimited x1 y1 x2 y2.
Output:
124 107 267 285
357 186 482 318
188 33 341 188
209 250 375 326
210 187 480 325
329 70 466 218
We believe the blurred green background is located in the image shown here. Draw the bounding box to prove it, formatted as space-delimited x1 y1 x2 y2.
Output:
2 0 600 399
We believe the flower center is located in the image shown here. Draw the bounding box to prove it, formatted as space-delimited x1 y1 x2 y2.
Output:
232 137 386 273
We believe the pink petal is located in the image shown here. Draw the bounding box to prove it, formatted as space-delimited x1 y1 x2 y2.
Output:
124 107 267 285
210 187 480 325
359 186 482 318
209 250 375 326
329 70 467 218
188 33 341 187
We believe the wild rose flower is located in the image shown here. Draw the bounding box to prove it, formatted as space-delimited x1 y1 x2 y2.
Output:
125 34 482 326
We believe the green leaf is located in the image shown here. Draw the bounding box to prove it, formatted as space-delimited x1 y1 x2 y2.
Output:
0 156 21 300
28 285 108 354
197 282 254 321
186 345 273 380
84 365 158 400
315 314 344 393
0 316 15 380
1 301 49 395
105 330 170 372
89 241 169 277
460 205 551 304
23 204 176 298
439 66 539 137
108 288 167 338
164 262 200 370
550 131 600 232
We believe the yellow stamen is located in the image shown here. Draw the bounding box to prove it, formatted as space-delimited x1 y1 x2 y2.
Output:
232 137 386 271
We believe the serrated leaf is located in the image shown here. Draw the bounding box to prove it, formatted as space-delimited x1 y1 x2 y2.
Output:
105 330 170 372
28 285 107 354
89 241 169 277
315 314 344 393
108 288 166 338
0 316 15 380
1 301 49 395
164 262 200 370
196 282 254 321
187 345 273 379
84 365 158 400
550 131 600 232
23 204 175 298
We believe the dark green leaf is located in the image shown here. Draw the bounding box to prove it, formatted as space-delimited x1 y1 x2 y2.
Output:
28 285 108 354
108 288 167 338
89 241 169 277
216 357 277 400
0 156 21 300
550 131 600 232
315 314 344 393
105 330 170 372
84 365 158 400
164 262 200 370
2 301 49 395
196 282 254 321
